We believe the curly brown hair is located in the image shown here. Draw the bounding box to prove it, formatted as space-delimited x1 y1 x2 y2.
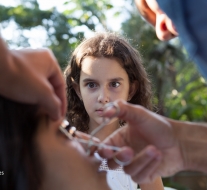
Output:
64 32 152 133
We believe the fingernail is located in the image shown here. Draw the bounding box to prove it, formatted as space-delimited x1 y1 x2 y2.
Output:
105 102 115 111
104 102 120 117
146 147 157 157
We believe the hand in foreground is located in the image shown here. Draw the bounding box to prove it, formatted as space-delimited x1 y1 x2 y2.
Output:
98 100 184 184
0 38 66 120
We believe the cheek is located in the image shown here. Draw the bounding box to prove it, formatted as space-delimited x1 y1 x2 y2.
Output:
116 92 129 101
114 86 130 101
81 88 95 101
82 90 98 105
82 93 96 110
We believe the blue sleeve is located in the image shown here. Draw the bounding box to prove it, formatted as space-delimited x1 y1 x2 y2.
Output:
157 0 207 79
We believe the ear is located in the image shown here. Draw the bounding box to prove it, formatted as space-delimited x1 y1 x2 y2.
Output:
128 81 138 101
72 82 82 100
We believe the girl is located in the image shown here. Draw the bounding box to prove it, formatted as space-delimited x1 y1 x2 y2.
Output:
64 32 164 190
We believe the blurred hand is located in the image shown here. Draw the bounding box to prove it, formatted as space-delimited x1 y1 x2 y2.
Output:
0 38 66 120
135 0 178 41
98 100 184 184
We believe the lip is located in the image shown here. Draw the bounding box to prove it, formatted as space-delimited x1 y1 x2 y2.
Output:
96 108 104 111
96 109 104 116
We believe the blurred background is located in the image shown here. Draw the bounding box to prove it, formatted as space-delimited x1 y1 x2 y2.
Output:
1 0 207 189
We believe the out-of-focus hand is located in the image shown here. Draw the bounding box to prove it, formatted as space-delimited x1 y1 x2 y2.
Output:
98 100 184 184
0 38 66 120
135 0 178 41
135 0 156 26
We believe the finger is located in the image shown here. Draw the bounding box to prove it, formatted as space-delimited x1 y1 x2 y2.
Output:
98 126 132 158
38 50 66 120
133 157 162 184
38 79 62 120
123 146 162 183
124 146 158 175
49 71 67 118
104 147 134 169
104 100 173 147
48 55 67 118
103 100 147 126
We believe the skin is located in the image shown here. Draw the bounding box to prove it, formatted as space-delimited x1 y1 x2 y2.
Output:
99 100 207 184
74 56 164 190
75 56 133 136
36 117 110 190
135 0 178 41
0 37 66 120
100 0 207 185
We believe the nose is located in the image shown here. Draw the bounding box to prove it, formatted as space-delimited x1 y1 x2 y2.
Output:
97 87 109 103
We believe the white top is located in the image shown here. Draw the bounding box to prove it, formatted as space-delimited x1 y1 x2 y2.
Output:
99 158 138 190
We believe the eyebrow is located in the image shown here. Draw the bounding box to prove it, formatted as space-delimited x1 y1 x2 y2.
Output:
82 77 124 83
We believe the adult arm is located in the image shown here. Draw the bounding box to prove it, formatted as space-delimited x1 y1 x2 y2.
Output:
134 0 156 26
99 100 207 183
170 119 207 173
0 37 66 120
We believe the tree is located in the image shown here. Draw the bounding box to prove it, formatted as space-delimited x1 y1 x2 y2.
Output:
0 0 114 69
121 5 207 122
121 3 207 190
1 0 207 189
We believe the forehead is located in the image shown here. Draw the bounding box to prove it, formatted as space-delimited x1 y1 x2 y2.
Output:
80 56 128 78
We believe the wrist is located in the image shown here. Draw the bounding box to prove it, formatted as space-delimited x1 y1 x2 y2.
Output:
171 119 207 173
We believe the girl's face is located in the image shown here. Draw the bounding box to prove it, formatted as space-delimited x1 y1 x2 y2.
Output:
36 118 110 190
76 56 134 127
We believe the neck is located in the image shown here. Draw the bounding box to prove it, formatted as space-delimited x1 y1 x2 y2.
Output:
88 119 120 141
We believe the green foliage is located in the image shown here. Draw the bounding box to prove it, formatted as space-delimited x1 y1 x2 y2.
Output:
66 0 113 30
1 0 206 121
0 1 75 68
121 3 207 189
1 0 207 189
0 0 114 69
121 6 207 122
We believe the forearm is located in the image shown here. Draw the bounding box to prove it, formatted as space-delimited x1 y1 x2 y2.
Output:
169 119 207 173
134 0 156 26
0 37 12 74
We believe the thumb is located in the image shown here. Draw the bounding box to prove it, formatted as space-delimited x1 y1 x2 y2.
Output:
103 100 146 125
38 80 62 121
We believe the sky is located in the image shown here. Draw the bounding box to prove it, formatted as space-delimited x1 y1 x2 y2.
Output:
0 0 127 48
0 0 67 9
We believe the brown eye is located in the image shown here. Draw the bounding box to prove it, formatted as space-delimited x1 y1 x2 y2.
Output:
110 82 120 88
87 82 97 88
